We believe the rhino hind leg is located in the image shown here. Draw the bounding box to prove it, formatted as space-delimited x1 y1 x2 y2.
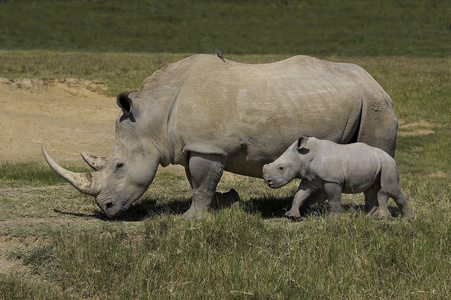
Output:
323 182 343 216
366 189 389 219
364 184 390 219
380 164 415 219
183 153 226 218
389 191 415 219
357 96 398 216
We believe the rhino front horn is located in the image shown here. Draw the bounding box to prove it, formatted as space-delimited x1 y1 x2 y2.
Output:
41 144 99 196
80 152 107 171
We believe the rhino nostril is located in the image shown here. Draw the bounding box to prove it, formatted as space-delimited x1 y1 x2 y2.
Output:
105 202 113 209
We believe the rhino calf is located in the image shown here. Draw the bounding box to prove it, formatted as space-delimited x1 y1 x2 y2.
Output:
262 136 415 219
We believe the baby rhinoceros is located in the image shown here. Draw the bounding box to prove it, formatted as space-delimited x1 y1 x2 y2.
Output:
262 136 415 219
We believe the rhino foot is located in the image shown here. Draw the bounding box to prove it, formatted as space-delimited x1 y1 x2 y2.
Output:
401 209 415 220
367 205 389 219
284 210 301 220
182 206 210 219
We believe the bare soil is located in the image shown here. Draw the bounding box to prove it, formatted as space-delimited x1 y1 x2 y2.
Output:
0 77 117 165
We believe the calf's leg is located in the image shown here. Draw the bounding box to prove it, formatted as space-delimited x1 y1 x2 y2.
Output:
323 182 343 216
380 162 415 219
389 191 415 219
285 181 318 219
365 185 390 219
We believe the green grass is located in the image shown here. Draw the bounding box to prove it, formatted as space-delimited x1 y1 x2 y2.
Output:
0 51 189 95
1 176 449 299
0 0 449 56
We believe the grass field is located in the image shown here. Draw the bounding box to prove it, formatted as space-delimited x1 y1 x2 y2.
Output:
0 0 450 56
0 0 450 298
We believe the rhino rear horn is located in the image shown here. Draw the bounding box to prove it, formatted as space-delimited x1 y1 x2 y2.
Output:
41 144 99 196
81 152 107 171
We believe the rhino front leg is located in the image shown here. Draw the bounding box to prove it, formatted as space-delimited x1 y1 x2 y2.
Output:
184 165 240 211
183 153 226 218
285 181 318 219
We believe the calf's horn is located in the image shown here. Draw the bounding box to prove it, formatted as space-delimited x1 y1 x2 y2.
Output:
81 152 107 171
41 144 99 196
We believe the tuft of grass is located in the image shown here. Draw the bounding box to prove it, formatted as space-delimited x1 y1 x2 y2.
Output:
0 275 68 300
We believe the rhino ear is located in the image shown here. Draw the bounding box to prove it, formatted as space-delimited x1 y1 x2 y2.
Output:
116 91 136 116
297 136 309 150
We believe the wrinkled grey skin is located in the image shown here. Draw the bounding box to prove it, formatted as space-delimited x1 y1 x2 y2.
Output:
42 54 399 218
263 137 415 219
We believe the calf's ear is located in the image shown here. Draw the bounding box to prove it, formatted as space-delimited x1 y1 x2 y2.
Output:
297 136 309 150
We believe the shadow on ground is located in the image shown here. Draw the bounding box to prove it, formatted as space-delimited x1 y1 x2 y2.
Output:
54 196 401 222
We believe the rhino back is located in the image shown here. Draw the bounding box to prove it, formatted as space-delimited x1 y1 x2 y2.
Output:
308 140 391 192
145 55 387 177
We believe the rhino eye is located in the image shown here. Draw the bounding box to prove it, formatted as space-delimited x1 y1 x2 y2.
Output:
278 165 284 171
116 162 124 169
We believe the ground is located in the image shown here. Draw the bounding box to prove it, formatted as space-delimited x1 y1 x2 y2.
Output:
0 77 115 165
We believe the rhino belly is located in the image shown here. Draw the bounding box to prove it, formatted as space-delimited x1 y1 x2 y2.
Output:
341 172 380 194
223 150 273 178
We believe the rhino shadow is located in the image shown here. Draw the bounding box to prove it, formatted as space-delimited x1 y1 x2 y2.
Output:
55 197 401 222
120 197 192 221
53 197 191 222
243 197 402 220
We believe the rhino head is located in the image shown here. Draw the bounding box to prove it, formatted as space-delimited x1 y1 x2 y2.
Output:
262 137 309 189
42 91 162 218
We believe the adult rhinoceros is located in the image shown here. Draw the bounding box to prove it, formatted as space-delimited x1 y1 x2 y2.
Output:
42 54 398 218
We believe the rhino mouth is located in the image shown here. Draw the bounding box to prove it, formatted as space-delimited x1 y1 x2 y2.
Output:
264 179 277 189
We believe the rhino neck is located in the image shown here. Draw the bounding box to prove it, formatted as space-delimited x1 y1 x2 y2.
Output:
137 88 185 168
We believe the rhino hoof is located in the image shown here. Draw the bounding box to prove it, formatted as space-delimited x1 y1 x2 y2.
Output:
284 211 301 220
367 207 388 220
401 209 415 220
